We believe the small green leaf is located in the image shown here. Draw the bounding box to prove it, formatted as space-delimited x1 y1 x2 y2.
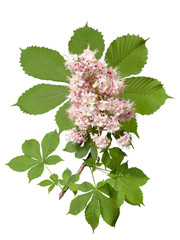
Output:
22 139 41 160
101 150 111 167
55 101 74 134
70 174 80 183
69 23 105 59
62 168 72 182
48 184 55 193
78 182 94 192
84 156 96 167
105 34 148 77
90 144 98 160
68 191 93 215
75 140 90 159
50 173 59 182
97 182 117 199
28 163 44 182
121 118 139 138
44 155 63 165
85 193 100 231
15 84 69 115
63 141 81 153
69 182 79 191
108 147 126 170
7 156 38 172
97 192 120 227
41 130 59 159
20 46 70 82
38 180 53 186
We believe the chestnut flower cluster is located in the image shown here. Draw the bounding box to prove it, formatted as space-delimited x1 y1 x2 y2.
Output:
64 48 135 149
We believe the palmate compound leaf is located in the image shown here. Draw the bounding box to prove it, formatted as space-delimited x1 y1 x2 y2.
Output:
15 84 69 115
20 46 70 82
44 155 63 165
55 100 74 134
120 77 171 115
68 23 105 59
85 192 100 232
105 34 148 77
41 130 59 160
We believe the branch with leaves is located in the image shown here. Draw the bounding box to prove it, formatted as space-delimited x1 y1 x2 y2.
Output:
6 23 171 232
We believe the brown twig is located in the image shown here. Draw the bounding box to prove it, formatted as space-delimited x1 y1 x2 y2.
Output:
59 162 87 200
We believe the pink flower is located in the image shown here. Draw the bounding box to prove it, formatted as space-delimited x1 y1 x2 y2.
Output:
117 132 131 147
91 134 110 148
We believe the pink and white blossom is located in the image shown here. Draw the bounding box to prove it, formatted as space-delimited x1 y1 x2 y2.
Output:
117 132 131 147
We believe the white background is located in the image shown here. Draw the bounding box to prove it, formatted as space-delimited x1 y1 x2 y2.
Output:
0 0 179 239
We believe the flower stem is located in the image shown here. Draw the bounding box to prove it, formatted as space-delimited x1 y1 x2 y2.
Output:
90 168 96 188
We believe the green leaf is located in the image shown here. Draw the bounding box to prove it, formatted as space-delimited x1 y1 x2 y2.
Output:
121 118 139 137
63 141 81 153
78 182 94 192
85 193 100 231
68 23 105 59
90 144 98 160
97 192 120 227
68 191 93 215
101 150 111 167
55 101 74 134
41 130 59 159
124 168 149 186
75 140 90 159
28 163 44 182
6 156 38 172
108 148 126 170
15 84 69 115
62 168 72 182
105 34 148 77
20 46 70 82
48 184 55 193
70 174 80 183
120 77 170 115
97 182 117 199
22 139 41 160
44 155 63 165
50 173 58 182
38 180 53 186
84 156 96 167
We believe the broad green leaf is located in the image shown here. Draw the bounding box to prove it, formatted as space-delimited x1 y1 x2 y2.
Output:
97 192 120 227
15 84 69 115
20 46 70 82
68 191 93 215
101 150 111 167
85 193 100 231
62 168 72 182
41 130 59 159
105 34 148 77
78 182 94 192
28 163 44 182
75 140 90 159
84 156 96 167
108 147 126 170
90 144 98 160
6 156 38 172
69 182 79 191
124 168 149 186
115 162 128 176
48 184 55 193
120 77 170 115
38 180 53 186
22 139 41 160
55 101 74 133
68 23 105 59
44 155 63 165
121 118 139 138
63 141 81 153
